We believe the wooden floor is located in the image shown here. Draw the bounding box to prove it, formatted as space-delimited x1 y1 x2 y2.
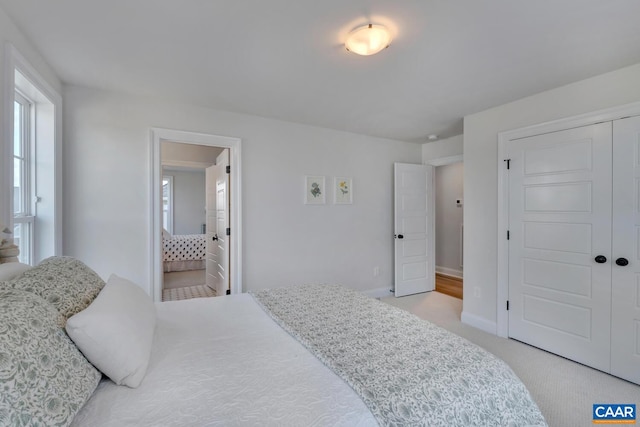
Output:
435 273 463 299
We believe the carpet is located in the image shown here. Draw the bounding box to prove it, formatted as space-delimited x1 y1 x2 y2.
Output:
162 284 216 301
380 291 640 427
163 269 206 289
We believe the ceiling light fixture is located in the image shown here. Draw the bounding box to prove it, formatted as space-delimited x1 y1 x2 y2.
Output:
345 24 391 56
427 134 439 141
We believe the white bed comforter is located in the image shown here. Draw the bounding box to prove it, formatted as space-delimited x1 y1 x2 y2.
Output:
72 294 376 427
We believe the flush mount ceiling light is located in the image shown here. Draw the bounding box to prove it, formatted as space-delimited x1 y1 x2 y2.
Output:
345 24 391 56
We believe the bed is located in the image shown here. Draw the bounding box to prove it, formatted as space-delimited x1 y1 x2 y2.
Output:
0 257 547 427
162 233 206 272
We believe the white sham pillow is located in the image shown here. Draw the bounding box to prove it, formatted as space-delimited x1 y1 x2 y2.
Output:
66 274 156 388
0 262 32 281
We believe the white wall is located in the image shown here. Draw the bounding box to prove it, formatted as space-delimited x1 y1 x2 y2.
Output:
63 86 422 293
0 6 61 231
164 169 206 235
463 62 640 332
435 163 463 277
161 141 222 165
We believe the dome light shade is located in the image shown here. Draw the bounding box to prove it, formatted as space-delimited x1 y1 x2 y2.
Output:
345 24 391 56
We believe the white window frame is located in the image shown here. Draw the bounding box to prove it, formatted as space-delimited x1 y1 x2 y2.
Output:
13 91 35 264
162 175 174 235
3 43 63 263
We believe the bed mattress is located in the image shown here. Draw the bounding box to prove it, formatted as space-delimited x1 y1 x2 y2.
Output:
72 294 376 426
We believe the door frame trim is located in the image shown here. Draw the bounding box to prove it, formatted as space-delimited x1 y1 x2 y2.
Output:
149 128 242 302
496 101 640 337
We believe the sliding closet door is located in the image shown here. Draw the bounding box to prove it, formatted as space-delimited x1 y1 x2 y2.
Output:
611 116 640 385
507 123 613 371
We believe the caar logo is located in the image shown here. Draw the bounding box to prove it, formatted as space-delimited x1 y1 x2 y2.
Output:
593 404 636 424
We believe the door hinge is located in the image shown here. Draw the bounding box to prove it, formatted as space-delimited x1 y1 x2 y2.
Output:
506 300 510 311
507 230 510 240
504 158 511 169
226 227 231 236
226 165 230 174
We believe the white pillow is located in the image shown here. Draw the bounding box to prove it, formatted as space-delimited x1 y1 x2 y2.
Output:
0 262 32 281
66 274 156 388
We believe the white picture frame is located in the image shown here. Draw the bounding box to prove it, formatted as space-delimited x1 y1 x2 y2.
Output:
334 177 352 204
304 176 325 204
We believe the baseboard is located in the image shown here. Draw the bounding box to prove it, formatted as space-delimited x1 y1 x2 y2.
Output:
362 287 393 299
435 266 463 279
461 311 497 335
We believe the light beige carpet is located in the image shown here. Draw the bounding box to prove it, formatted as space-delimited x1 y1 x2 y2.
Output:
380 291 640 427
162 284 216 301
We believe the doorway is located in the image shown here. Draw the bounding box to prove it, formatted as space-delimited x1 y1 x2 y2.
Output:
497 102 640 386
150 128 242 303
434 161 463 299
426 155 463 299
160 141 224 301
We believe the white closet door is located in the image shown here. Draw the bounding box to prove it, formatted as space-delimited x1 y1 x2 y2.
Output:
611 116 640 384
507 122 613 371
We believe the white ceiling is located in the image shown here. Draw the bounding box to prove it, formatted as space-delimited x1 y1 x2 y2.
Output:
2 0 640 142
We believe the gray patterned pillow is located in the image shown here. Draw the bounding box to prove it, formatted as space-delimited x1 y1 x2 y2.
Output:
0 289 101 426
0 256 105 321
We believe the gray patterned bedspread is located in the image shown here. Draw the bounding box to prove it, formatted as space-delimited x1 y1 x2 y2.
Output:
251 284 546 427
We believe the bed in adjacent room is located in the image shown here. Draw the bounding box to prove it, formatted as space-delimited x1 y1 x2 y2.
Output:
162 231 206 272
0 257 547 427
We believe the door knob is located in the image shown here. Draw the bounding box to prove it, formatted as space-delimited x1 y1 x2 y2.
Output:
616 257 629 266
396 234 404 239
594 255 607 264
212 234 219 241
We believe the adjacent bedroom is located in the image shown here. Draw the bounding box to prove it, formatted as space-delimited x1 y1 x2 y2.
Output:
160 141 227 302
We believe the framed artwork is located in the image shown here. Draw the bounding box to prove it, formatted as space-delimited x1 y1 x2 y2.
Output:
304 176 325 204
334 177 352 204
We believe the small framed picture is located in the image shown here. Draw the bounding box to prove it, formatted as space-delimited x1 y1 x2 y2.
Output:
304 176 325 204
334 177 352 204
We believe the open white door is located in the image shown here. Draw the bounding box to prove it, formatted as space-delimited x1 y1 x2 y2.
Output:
205 149 230 296
394 163 434 297
215 150 230 296
205 164 218 293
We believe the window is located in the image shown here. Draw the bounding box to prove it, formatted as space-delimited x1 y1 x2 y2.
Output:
13 91 34 264
162 176 174 234
7 63 60 265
